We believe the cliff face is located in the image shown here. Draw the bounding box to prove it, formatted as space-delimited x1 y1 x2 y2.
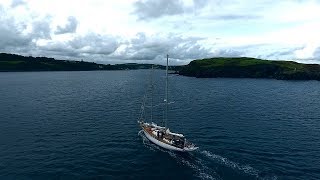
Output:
178 57 320 80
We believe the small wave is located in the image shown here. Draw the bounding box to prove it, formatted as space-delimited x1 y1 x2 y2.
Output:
201 150 259 177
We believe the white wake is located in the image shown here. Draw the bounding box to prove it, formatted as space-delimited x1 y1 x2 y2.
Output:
201 150 278 180
201 150 259 177
138 132 277 180
138 132 218 180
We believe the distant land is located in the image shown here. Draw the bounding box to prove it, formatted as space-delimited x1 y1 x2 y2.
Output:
1 53 320 80
0 53 166 72
178 57 320 80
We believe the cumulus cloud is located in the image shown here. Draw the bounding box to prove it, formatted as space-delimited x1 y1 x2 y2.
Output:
31 17 52 39
0 6 32 52
111 32 213 65
55 16 78 34
69 33 118 55
0 3 54 54
109 32 246 65
35 32 119 61
0 24 32 52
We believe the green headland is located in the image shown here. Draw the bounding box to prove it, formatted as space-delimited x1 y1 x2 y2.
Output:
0 53 165 71
1 53 320 80
178 57 320 80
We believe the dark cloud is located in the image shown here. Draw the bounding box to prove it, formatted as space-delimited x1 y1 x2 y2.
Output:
0 24 32 51
0 5 52 55
31 17 52 39
0 4 51 53
133 0 208 20
133 0 262 22
0 6 32 52
55 16 78 34
133 0 184 20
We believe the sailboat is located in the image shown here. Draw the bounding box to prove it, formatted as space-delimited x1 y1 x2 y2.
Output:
138 55 198 152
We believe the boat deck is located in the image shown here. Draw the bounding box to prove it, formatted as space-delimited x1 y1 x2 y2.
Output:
141 124 184 149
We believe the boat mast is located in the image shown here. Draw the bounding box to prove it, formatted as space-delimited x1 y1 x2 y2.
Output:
165 54 169 129
150 65 153 122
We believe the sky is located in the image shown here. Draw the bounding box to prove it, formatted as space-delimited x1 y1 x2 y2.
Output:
0 0 320 65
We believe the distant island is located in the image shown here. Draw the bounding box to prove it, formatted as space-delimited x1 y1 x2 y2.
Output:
1 53 320 81
0 53 166 72
178 57 320 80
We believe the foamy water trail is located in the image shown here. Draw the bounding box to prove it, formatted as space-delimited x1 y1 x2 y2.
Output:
139 133 278 180
201 150 259 177
168 151 218 180
138 133 218 180
201 150 278 180
259 175 278 180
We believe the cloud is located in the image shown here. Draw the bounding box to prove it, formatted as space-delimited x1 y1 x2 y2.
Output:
294 44 320 60
264 47 304 59
209 14 261 20
31 17 52 39
109 32 247 65
0 4 53 55
133 0 208 20
1 0 320 65
133 0 184 20
0 24 32 51
212 49 243 57
11 0 26 8
193 0 209 9
35 32 119 61
111 32 213 65
69 33 118 55
313 47 320 59
55 16 78 34
0 6 32 52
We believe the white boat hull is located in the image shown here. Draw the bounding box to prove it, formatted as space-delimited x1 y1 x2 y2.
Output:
143 129 197 152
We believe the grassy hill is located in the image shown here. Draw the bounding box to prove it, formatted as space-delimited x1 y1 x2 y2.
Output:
0 53 166 71
178 57 320 80
2 53 320 80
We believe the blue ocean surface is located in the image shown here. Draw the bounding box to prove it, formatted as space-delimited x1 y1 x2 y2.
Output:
0 70 319 180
